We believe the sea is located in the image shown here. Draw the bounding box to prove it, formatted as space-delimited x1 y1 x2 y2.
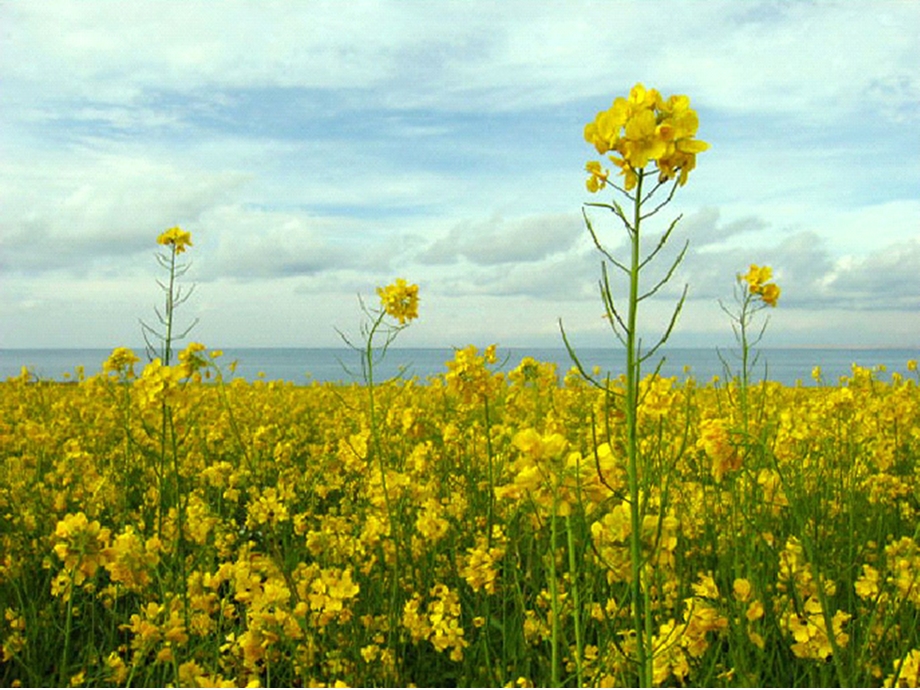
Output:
1 347 917 387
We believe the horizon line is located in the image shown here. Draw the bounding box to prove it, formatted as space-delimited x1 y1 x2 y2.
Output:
2 344 916 352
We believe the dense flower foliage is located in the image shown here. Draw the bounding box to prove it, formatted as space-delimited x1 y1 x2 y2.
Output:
1 347 919 686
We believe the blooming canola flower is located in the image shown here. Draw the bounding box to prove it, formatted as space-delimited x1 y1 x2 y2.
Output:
377 278 420 325
156 226 193 254
743 264 781 307
585 83 709 191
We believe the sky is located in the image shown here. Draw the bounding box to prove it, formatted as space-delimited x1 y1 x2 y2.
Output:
2 0 919 351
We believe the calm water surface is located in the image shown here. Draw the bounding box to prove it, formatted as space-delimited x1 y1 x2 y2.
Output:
2 347 917 387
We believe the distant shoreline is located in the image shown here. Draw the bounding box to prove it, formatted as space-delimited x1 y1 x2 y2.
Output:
3 346 917 388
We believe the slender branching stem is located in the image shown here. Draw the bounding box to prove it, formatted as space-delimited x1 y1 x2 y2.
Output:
623 168 651 686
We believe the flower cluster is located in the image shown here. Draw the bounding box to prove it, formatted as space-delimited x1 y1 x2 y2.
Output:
156 225 193 254
177 341 209 377
885 648 920 687
651 574 729 685
121 598 190 665
300 564 361 629
496 427 575 515
743 264 781 307
775 537 852 661
102 525 162 592
376 278 419 324
51 512 112 599
696 417 741 483
131 343 214 408
782 597 851 661
134 358 186 407
2 609 26 664
458 527 506 595
103 346 141 378
584 82 709 191
402 584 468 662
444 344 503 404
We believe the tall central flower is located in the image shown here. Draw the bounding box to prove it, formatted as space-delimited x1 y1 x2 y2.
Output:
377 278 420 324
156 226 193 254
584 83 709 191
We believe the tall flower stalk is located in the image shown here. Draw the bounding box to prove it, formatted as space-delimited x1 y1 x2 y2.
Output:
138 227 198 535
562 83 709 687
141 226 198 366
719 264 781 431
338 277 419 660
138 227 199 636
342 278 420 456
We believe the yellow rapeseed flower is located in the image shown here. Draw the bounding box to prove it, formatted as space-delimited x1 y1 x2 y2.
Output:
103 347 140 376
743 264 781 307
377 278 419 324
105 653 129 684
585 160 609 192
885 648 920 687
156 225 193 254
2 609 26 663
691 572 720 599
854 564 880 600
759 282 781 307
743 264 772 290
584 83 708 191
178 341 208 376
134 358 184 407
697 418 741 483
52 512 111 591
444 344 503 403
732 578 753 603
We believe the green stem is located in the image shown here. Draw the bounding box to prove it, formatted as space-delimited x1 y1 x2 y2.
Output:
157 246 177 540
365 311 403 663
215 372 253 473
168 407 190 634
366 312 392 531
484 395 495 548
625 168 651 687
566 513 584 688
59 570 77 686
740 294 750 433
157 399 168 539
164 247 177 366
58 543 95 687
549 495 560 687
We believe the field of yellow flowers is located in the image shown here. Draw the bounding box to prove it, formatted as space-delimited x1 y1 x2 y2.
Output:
1 343 919 687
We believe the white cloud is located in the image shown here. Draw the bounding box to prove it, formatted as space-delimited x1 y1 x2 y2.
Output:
201 206 363 280
0 152 248 274
417 213 582 265
821 238 920 310
6 1 914 117
1 0 918 349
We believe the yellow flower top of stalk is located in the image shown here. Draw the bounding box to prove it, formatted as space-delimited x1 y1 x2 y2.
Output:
444 344 502 404
377 278 419 324
584 82 709 191
157 226 193 254
103 347 140 375
743 264 781 307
